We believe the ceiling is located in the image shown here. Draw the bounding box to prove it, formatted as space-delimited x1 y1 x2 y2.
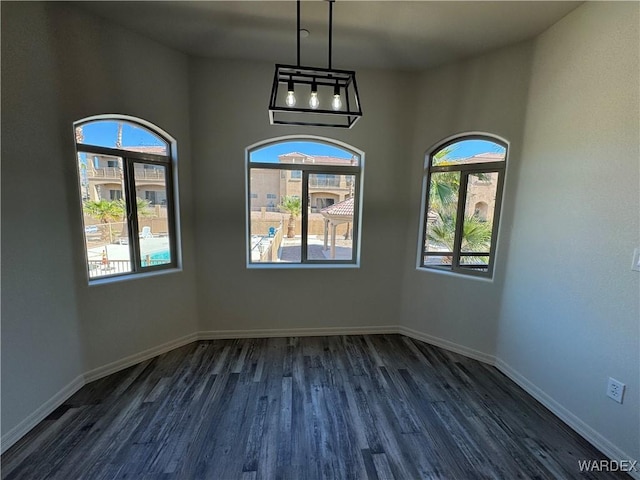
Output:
74 1 581 71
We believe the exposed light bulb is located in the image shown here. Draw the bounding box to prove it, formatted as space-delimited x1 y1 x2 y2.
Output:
331 84 342 111
286 90 296 107
332 94 342 111
309 91 319 110
286 79 296 107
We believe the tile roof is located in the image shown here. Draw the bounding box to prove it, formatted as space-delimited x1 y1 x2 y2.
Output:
279 152 357 165
311 156 357 165
443 152 505 165
123 146 168 155
470 152 505 161
320 197 354 217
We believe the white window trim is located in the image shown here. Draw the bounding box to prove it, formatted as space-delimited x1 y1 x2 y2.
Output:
74 114 182 284
415 132 509 280
245 135 364 268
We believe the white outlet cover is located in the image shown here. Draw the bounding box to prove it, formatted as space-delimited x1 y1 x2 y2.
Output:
632 248 640 272
607 377 625 404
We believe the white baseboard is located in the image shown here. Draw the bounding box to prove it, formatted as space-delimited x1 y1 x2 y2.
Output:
83 332 199 383
495 359 640 479
199 325 399 340
1 332 198 455
1 374 84 455
1 328 394 453
3 326 637 479
399 325 497 365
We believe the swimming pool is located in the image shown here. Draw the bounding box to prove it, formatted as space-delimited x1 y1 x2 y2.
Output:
142 249 171 266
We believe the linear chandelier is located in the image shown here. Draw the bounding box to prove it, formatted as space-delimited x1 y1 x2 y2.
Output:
268 0 362 128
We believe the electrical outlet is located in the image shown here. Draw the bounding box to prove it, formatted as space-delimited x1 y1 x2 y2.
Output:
632 248 640 272
606 377 625 404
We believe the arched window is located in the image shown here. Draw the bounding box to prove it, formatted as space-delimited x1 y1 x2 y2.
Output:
418 134 507 278
246 136 363 266
74 116 178 281
474 202 489 221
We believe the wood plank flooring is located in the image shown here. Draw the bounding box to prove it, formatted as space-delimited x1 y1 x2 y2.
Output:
1 335 629 479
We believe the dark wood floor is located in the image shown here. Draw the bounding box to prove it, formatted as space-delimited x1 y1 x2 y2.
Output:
2 335 628 479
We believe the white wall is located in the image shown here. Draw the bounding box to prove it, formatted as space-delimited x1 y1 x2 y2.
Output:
1 2 199 440
399 41 534 357
1 1 85 444
44 4 200 372
2 0 638 466
497 2 639 461
189 58 414 333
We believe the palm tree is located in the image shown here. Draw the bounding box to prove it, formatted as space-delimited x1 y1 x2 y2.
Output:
427 146 495 265
83 199 124 242
136 197 153 217
429 171 459 211
428 147 490 211
460 217 493 251
427 212 493 264
429 147 459 211
116 197 154 218
83 199 124 224
279 196 301 238
84 197 152 242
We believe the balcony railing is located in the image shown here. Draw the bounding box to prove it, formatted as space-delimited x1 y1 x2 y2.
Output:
250 226 283 263
88 259 131 278
134 167 165 181
87 167 122 179
87 167 165 181
88 258 168 278
309 178 342 188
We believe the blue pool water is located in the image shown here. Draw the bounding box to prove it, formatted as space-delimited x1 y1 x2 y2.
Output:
142 250 170 266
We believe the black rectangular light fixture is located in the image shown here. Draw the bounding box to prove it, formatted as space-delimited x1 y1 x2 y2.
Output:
269 64 362 128
268 0 362 128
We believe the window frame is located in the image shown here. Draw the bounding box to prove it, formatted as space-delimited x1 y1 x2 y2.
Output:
74 115 180 283
417 133 507 279
246 136 364 268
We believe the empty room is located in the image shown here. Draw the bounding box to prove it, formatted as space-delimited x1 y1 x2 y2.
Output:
1 1 638 478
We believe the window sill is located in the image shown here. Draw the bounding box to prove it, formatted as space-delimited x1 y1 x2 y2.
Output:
415 266 494 283
247 262 359 270
88 267 182 286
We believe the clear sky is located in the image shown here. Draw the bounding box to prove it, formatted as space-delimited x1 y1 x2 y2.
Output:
80 120 504 161
249 139 504 163
80 120 165 148
444 139 505 159
250 141 354 163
